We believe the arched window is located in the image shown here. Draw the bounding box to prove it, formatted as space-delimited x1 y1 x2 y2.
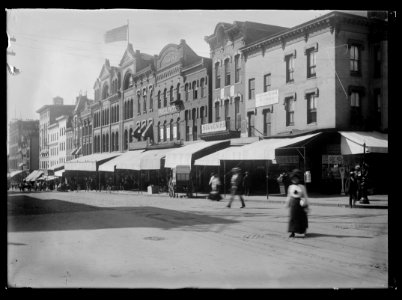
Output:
117 104 119 122
192 81 197 99
185 83 189 101
170 86 174 103
115 132 119 151
102 84 109 100
137 95 141 115
143 94 147 113
129 128 133 143
200 106 205 124
170 119 174 141
130 99 133 118
102 134 106 152
123 72 132 90
157 121 161 142
163 89 167 107
123 129 128 150
176 118 181 140
158 91 161 108
163 121 167 142
106 133 109 152
200 78 205 98
111 132 115 151
176 83 180 101
149 90 153 111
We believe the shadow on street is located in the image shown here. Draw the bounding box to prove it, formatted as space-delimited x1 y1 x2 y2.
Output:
7 195 239 233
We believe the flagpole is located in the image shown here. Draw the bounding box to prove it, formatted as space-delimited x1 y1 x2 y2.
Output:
127 19 129 46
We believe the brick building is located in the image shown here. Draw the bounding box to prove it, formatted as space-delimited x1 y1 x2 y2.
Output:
203 21 288 140
8 119 39 172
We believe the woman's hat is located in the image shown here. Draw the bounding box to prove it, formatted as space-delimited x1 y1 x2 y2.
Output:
289 184 302 198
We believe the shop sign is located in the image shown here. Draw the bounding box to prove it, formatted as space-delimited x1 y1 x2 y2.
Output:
255 89 279 108
322 155 343 164
275 155 299 164
158 105 180 117
201 120 226 134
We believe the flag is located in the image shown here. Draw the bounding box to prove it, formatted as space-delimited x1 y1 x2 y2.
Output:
7 63 20 75
104 25 128 43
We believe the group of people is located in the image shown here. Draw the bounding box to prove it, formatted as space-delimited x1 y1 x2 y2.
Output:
208 167 310 238
207 168 250 208
346 163 370 208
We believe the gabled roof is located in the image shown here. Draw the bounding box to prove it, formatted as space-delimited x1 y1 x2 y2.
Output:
98 59 111 80
119 43 136 67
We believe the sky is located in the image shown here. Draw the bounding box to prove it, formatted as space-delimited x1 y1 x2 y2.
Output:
6 9 368 122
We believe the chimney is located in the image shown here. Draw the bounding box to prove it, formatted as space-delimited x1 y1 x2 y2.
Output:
180 39 186 45
53 96 64 105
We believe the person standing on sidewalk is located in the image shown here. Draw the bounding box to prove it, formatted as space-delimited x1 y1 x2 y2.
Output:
347 169 358 208
285 169 309 238
227 167 245 208
208 172 222 201
242 171 250 196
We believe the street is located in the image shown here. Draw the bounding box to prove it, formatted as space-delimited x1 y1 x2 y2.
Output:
7 190 388 288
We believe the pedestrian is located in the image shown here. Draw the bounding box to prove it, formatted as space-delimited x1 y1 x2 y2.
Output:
346 168 358 208
285 169 309 238
227 167 245 208
208 172 222 201
168 175 175 198
242 171 250 196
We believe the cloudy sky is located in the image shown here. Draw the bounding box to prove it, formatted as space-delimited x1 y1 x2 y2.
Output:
6 9 368 122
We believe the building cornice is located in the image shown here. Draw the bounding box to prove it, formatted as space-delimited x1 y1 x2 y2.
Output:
241 11 376 55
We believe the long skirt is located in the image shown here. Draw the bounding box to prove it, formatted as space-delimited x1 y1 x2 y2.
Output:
288 197 308 234
208 191 222 201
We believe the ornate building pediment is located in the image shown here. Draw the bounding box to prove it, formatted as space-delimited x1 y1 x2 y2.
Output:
158 44 181 70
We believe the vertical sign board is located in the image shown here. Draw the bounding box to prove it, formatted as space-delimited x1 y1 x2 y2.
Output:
255 90 279 108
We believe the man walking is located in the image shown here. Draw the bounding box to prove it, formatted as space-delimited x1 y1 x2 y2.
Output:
227 167 245 208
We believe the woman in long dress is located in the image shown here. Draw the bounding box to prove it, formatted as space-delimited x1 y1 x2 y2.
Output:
285 169 309 238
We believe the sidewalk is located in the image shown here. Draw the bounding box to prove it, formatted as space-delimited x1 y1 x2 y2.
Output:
105 190 388 209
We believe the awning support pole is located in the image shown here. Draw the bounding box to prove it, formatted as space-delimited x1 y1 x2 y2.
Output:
223 160 226 199
266 160 269 199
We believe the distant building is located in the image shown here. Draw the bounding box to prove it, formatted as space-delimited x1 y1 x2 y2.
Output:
36 97 75 171
8 119 39 172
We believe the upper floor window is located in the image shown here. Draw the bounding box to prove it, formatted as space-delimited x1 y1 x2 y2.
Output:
306 48 316 78
306 93 317 124
215 62 221 89
163 89 167 107
234 54 240 83
285 54 295 83
158 91 161 108
185 83 189 101
285 96 295 126
200 78 205 98
263 73 271 92
248 78 255 100
215 102 220 122
192 81 198 99
349 43 363 76
170 86 174 103
224 58 230 86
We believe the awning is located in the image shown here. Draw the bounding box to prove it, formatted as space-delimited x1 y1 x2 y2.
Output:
71 148 78 156
65 153 120 172
75 146 82 156
25 170 44 182
44 175 58 181
339 131 388 154
141 122 153 138
194 146 242 166
139 148 176 170
133 125 141 139
221 133 321 161
98 150 143 172
40 149 48 155
164 140 230 170
55 169 65 177
8 170 26 179
48 162 64 172
115 150 146 171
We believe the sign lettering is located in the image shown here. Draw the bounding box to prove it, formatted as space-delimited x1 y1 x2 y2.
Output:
255 89 279 107
201 120 226 134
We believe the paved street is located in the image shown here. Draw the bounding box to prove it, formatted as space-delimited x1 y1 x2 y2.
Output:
7 190 388 288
